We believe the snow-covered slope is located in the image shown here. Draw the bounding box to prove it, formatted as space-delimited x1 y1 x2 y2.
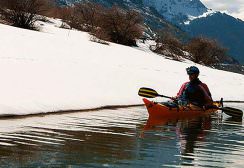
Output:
55 0 244 63
0 20 243 117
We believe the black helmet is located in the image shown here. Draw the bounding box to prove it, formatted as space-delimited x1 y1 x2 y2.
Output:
186 66 200 75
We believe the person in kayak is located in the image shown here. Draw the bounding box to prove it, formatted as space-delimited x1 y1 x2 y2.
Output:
175 66 213 108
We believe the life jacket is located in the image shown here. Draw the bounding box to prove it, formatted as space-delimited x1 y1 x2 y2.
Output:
176 79 212 107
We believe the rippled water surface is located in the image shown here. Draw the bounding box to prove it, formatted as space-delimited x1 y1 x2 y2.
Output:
0 104 243 168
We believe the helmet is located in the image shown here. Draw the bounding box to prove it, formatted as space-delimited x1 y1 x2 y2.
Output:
186 66 200 75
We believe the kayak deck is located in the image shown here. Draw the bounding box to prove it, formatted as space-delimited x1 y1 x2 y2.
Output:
143 98 220 119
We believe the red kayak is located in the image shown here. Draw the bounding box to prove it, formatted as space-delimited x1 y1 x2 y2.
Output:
143 98 221 119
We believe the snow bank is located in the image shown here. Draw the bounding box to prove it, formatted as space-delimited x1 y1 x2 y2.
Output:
0 20 243 116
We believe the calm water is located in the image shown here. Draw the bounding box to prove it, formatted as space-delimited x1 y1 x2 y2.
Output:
0 104 243 168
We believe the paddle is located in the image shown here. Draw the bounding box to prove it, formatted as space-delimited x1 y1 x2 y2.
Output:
138 87 243 118
138 87 172 99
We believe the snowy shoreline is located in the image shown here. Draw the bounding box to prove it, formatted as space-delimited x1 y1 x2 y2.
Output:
0 19 243 117
0 104 143 118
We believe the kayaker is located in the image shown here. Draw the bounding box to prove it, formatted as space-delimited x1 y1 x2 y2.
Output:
175 66 213 108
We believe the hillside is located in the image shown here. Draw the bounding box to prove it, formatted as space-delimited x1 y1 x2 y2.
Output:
55 0 244 64
55 0 188 38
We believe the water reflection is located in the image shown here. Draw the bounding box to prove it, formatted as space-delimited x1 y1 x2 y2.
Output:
141 110 243 167
141 116 212 165
0 105 243 168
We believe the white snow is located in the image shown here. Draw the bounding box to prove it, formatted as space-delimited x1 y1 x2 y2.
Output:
0 19 244 117
184 9 216 25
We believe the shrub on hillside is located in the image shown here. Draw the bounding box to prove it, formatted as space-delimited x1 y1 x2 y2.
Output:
73 2 103 32
0 0 52 30
99 6 144 46
153 30 185 60
53 6 75 28
52 3 143 46
186 37 227 66
55 2 103 32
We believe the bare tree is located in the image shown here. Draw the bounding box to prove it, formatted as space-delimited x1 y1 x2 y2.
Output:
0 0 51 30
153 30 184 60
55 2 104 32
73 2 103 31
54 6 75 28
186 37 227 66
99 6 144 46
49 4 143 46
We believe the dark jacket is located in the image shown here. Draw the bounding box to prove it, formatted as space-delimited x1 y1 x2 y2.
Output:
177 78 212 107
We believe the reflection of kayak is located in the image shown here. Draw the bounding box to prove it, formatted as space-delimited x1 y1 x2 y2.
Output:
143 98 221 119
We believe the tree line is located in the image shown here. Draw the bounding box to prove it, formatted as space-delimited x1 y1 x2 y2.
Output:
153 29 229 66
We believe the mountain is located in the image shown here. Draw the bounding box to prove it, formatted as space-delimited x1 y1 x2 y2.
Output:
183 12 244 64
143 0 208 24
143 0 244 64
141 0 244 64
56 0 244 64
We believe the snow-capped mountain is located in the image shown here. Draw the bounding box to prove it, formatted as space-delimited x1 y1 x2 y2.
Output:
143 0 209 24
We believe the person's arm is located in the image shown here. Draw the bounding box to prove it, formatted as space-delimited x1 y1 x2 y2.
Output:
199 83 213 105
176 82 188 98
175 82 189 106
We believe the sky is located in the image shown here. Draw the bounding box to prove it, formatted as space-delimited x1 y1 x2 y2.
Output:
201 0 244 20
